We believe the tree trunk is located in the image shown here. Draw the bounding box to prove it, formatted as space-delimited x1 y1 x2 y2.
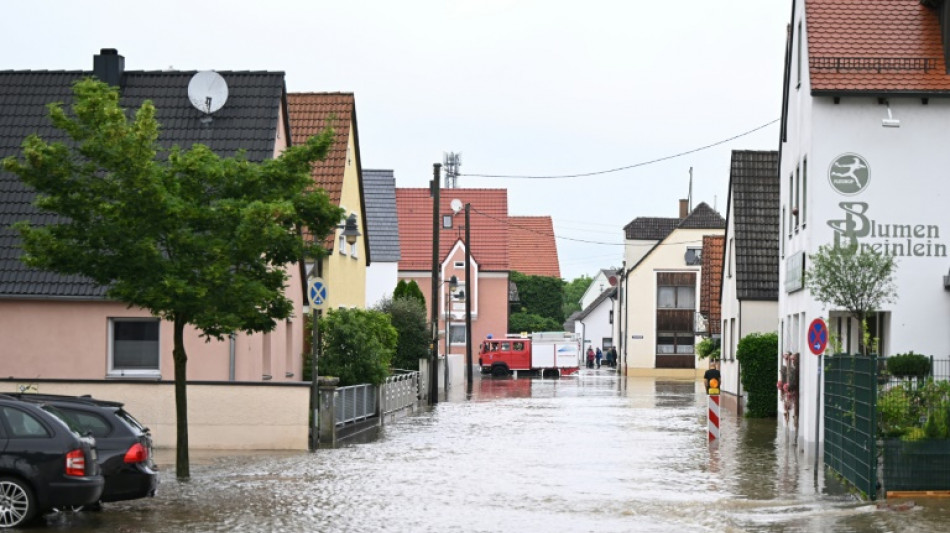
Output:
173 316 190 479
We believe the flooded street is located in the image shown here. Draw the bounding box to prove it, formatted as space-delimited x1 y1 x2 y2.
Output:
44 371 950 532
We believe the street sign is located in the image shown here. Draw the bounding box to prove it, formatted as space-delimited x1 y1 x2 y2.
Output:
308 277 327 310
808 318 828 355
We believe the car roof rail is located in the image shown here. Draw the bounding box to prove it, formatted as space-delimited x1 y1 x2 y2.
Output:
5 392 124 408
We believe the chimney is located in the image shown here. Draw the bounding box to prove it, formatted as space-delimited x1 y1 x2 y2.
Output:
93 48 125 87
679 199 688 219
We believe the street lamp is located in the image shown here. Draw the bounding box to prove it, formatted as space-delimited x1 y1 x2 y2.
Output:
339 213 361 245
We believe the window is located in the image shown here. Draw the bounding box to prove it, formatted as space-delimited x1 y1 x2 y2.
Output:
684 247 702 266
285 319 295 378
657 332 694 354
657 286 695 309
602 338 613 350
781 209 785 258
796 20 802 88
788 173 794 238
802 157 807 228
110 318 160 376
512 342 525 351
443 215 453 229
338 234 346 255
0 407 50 438
454 261 464 268
350 239 358 259
727 238 734 277
794 165 800 232
55 408 113 438
450 324 466 345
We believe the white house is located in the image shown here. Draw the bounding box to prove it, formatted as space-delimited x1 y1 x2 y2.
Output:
779 0 950 451
719 150 780 414
579 268 619 311
574 286 617 357
617 201 725 375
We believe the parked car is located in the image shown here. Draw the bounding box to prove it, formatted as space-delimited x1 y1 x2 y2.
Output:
0 394 104 528
7 394 158 507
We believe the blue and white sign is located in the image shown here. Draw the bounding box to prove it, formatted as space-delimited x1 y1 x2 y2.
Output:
308 277 327 310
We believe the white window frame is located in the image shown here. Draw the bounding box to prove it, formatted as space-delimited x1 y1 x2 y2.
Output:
108 317 161 378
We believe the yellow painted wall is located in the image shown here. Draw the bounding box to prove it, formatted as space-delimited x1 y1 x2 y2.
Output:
321 123 367 309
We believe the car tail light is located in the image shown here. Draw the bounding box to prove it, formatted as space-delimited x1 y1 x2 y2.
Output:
65 449 86 476
124 442 148 464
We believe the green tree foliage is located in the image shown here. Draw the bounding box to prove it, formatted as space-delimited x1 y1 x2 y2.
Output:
510 270 565 325
696 337 721 361
376 296 429 370
318 308 396 386
886 352 932 378
562 274 593 317
805 243 897 355
735 332 778 418
3 79 342 478
393 279 426 309
508 310 562 334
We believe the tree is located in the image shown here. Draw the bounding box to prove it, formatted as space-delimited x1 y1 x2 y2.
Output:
318 308 397 386
562 274 593 317
393 279 425 309
509 310 562 334
510 271 565 325
804 243 898 355
3 79 343 478
376 296 429 370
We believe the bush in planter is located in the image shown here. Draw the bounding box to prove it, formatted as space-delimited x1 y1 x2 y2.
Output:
886 352 931 378
736 331 778 418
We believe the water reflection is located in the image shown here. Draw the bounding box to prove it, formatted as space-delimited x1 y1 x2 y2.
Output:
44 370 950 532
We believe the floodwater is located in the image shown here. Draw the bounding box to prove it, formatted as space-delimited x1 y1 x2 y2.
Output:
42 370 950 532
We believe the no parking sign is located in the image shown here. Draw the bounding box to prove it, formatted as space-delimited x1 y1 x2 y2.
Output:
808 318 828 355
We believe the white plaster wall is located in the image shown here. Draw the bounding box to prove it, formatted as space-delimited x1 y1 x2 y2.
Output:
365 261 398 308
580 271 610 310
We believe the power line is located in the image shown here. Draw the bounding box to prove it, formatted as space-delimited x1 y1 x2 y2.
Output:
460 118 779 179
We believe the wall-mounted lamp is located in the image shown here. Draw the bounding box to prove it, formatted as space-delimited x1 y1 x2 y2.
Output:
339 214 361 245
882 100 900 128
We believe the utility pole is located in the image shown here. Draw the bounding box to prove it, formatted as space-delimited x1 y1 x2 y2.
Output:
464 203 473 389
429 164 441 405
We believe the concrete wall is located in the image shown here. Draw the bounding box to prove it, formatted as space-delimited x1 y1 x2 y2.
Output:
0 380 310 450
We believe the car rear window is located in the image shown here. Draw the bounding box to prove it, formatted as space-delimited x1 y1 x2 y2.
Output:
114 409 147 433
55 407 113 438
39 405 86 435
1 406 52 438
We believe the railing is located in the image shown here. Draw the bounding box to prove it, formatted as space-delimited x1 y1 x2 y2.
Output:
334 384 376 428
381 370 421 417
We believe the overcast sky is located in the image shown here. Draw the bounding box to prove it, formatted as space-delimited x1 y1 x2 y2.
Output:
4 1 791 280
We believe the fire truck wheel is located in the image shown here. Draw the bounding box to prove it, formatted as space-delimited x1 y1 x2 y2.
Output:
491 366 509 377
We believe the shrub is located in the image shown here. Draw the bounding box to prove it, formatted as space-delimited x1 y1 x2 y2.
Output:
376 296 429 370
735 331 778 418
886 352 931 378
318 308 397 386
697 337 721 360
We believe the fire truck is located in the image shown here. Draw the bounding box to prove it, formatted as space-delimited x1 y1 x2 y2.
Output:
478 332 581 377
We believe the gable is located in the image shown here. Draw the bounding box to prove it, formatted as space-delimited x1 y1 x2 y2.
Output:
0 66 285 299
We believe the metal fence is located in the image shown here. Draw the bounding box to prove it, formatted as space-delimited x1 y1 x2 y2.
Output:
333 384 377 428
824 354 878 500
381 370 421 417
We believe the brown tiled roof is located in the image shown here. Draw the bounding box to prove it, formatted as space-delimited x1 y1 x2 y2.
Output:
287 93 354 206
807 0 950 93
395 188 509 271
509 216 561 278
701 235 725 335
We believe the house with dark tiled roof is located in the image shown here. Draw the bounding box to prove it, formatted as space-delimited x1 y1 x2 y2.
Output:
719 150 779 414
616 200 725 375
363 169 401 307
396 188 512 361
0 49 307 386
287 92 369 310
780 0 950 450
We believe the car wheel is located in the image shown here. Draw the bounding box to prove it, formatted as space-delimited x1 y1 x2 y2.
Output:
0 477 36 529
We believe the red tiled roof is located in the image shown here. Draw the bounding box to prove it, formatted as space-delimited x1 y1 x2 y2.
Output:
701 235 725 335
287 93 354 206
509 216 561 278
396 188 509 271
807 0 950 93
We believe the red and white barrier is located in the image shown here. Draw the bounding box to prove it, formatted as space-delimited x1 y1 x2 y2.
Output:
708 394 720 441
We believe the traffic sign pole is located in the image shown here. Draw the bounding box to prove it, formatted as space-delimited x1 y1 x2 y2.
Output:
808 318 827 475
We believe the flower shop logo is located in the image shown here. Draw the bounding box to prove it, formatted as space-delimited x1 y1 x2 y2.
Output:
828 153 870 196
828 202 947 258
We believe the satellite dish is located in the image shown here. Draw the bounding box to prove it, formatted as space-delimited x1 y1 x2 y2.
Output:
450 199 463 214
188 71 229 114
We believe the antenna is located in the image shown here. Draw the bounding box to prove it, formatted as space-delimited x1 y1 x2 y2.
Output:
450 198 463 214
443 152 462 188
188 71 229 117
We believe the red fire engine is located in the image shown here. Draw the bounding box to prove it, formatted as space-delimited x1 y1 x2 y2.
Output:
478 332 581 377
